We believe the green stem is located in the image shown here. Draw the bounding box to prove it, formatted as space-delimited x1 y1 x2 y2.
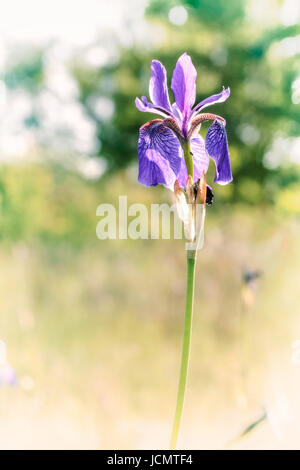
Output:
182 140 194 180
170 249 196 449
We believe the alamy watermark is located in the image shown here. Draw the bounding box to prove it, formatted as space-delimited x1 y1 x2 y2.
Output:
96 196 205 250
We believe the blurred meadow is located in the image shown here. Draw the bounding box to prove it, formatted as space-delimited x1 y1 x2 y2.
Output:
0 0 300 450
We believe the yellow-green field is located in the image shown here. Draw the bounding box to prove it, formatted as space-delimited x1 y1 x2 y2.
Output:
1 165 300 449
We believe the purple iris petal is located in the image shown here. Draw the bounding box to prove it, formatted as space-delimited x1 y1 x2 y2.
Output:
192 87 230 116
177 135 210 187
135 97 172 119
171 53 197 122
138 119 182 189
171 103 183 123
149 60 172 114
205 120 232 185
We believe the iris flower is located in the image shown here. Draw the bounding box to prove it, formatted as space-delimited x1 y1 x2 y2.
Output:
135 53 234 450
135 53 232 190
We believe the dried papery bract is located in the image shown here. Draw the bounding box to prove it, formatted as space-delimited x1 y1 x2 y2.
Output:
174 180 189 226
183 173 207 251
197 172 207 204
174 179 195 246
194 173 207 250
185 175 196 244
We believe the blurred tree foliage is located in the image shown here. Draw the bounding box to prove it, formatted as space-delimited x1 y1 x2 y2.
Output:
74 0 300 205
2 0 300 209
0 164 100 245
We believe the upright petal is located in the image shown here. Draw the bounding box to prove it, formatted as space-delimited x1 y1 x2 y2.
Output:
171 53 197 121
192 87 230 115
149 60 172 113
135 96 172 119
177 135 210 187
205 120 233 185
171 102 183 124
138 119 182 189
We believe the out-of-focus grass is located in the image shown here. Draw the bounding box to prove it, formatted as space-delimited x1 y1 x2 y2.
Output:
0 165 300 449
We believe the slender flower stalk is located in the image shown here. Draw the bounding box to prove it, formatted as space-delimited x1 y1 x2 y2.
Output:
135 53 233 449
170 248 196 449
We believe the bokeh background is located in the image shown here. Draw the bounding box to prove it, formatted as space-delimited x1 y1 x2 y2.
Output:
0 0 300 449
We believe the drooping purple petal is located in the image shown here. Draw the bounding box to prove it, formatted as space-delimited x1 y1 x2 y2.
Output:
138 119 182 189
192 87 230 116
177 135 210 187
205 120 232 185
135 96 172 119
149 60 172 114
171 53 197 122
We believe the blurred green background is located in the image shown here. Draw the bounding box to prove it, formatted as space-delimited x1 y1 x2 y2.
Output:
0 0 300 449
